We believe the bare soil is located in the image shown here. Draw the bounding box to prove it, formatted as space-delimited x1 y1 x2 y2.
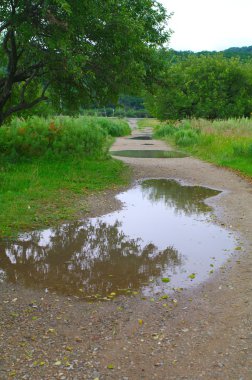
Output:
0 121 251 379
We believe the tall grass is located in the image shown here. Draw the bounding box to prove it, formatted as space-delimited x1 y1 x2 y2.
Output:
0 116 131 161
0 116 131 237
154 118 252 177
190 117 252 137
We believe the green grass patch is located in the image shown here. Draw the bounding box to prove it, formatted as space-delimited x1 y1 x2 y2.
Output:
137 118 161 129
0 157 130 237
0 116 131 237
154 118 252 178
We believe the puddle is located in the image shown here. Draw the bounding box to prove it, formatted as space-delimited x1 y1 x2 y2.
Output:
130 136 152 140
0 179 236 300
111 150 188 158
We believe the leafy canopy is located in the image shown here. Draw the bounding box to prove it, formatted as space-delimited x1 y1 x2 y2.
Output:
0 0 170 124
145 54 252 120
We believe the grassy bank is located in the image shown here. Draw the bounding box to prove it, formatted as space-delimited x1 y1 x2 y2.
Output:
153 118 252 178
0 116 131 237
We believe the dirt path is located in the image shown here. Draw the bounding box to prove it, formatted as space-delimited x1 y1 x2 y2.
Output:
0 120 251 379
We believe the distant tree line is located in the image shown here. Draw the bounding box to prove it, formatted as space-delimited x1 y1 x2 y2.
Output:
82 95 150 118
168 45 252 61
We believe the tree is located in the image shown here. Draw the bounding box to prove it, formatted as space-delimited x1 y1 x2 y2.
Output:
0 0 170 124
145 54 252 120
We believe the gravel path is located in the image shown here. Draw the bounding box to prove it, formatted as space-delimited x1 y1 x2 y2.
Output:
0 120 251 379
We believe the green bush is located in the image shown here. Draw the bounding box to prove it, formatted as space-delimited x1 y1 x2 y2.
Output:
95 118 131 137
174 128 199 146
154 124 176 138
0 116 130 162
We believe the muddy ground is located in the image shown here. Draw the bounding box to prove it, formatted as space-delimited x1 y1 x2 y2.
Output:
0 121 251 379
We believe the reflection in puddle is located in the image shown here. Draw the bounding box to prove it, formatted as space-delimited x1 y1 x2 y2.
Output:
111 150 188 158
0 179 236 299
130 136 153 140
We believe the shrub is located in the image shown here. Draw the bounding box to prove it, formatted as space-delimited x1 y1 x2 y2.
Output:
174 128 199 146
95 118 131 137
154 124 176 138
0 116 130 162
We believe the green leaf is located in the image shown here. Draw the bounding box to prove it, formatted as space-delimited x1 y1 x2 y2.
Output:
161 277 170 283
188 273 196 280
160 295 169 299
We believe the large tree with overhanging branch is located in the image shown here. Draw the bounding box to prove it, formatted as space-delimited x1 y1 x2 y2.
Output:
0 0 170 125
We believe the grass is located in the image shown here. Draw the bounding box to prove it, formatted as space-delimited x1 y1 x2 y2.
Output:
0 116 131 161
137 118 161 129
0 157 130 238
0 116 131 237
154 118 252 178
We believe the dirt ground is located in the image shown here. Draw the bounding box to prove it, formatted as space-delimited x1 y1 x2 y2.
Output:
0 120 251 379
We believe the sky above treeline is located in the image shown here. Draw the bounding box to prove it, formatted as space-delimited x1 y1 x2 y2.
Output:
161 0 252 52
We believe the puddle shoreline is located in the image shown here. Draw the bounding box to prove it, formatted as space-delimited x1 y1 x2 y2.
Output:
0 178 238 300
111 150 188 158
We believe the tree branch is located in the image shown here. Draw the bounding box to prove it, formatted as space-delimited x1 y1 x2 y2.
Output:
20 71 37 102
2 82 50 120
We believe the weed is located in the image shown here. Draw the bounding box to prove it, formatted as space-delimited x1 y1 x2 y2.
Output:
154 117 252 178
154 124 176 138
0 116 130 162
174 129 199 146
0 116 131 236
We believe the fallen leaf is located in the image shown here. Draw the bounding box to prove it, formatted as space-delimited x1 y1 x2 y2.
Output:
160 295 169 299
188 273 196 280
161 278 170 283
47 328 56 334
138 319 143 326
65 346 73 352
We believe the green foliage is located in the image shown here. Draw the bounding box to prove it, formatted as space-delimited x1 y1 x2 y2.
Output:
0 157 130 237
155 117 252 177
0 0 171 123
145 55 252 120
94 118 131 137
232 142 252 158
137 118 161 129
154 124 176 138
82 107 149 118
0 116 130 161
169 45 252 61
174 128 199 146
154 121 199 146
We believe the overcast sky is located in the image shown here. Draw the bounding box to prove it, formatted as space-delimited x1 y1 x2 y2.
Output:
160 0 252 52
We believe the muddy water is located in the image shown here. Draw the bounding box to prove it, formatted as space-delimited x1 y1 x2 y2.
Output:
130 136 152 140
0 179 236 300
111 150 188 158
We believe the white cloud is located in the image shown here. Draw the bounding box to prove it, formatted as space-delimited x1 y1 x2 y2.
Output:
161 0 252 51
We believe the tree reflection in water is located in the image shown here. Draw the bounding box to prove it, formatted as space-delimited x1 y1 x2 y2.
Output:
0 220 182 296
141 179 220 215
